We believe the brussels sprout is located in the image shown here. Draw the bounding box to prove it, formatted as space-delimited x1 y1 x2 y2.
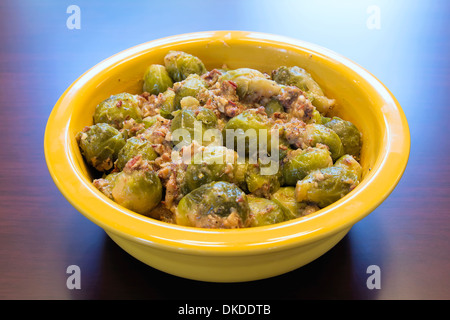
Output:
295 166 360 208
320 116 332 125
143 64 173 95
272 66 335 114
335 154 362 181
77 123 126 172
93 93 142 129
173 74 207 110
281 147 333 186
324 117 362 159
219 68 281 102
93 171 119 199
304 124 344 161
182 146 239 193
115 136 158 170
155 89 175 119
164 51 207 83
142 115 158 128
170 107 218 146
264 98 284 116
111 167 162 215
271 187 319 220
223 109 273 158
180 96 200 110
247 196 286 227
307 108 322 124
175 181 249 229
245 162 282 198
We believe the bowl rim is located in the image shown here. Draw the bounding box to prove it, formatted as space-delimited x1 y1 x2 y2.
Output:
44 30 410 256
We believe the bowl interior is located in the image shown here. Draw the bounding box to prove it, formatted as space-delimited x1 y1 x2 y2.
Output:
46 31 410 254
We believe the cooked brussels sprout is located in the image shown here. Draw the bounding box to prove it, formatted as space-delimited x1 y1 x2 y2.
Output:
219 68 281 102
143 64 173 95
307 108 322 124
77 123 126 172
247 195 286 227
182 146 239 193
272 66 335 114
164 51 207 83
324 117 362 159
223 109 273 157
93 171 119 199
295 166 360 208
180 96 200 109
335 154 362 181
176 181 249 228
158 88 176 119
281 147 333 186
264 98 284 116
271 186 320 220
320 115 332 125
115 136 158 170
111 167 162 215
170 107 218 146
78 52 365 229
173 74 207 110
93 93 142 129
142 115 158 128
304 124 344 161
245 162 282 197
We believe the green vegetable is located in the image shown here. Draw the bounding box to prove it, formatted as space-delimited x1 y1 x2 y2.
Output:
142 115 158 128
143 64 173 95
304 124 345 161
170 107 218 147
111 168 162 215
324 117 362 159
115 136 158 170
281 147 333 186
272 66 335 114
77 123 126 172
264 98 284 116
271 187 319 220
295 166 360 208
93 171 119 199
335 154 362 181
247 196 286 227
164 51 207 83
223 109 273 158
173 74 207 110
158 89 176 119
93 93 142 129
176 181 249 228
219 68 281 102
245 162 282 197
182 146 239 193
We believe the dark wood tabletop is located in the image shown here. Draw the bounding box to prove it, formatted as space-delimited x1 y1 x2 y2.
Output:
1 0 449 301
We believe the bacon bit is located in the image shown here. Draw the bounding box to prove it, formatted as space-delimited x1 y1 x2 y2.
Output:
140 92 151 99
227 80 238 89
161 152 171 162
158 166 171 180
116 100 123 108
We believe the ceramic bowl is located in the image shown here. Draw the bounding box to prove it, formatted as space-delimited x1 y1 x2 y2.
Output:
44 31 410 282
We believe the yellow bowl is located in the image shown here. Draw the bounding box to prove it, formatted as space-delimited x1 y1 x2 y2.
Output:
44 31 410 282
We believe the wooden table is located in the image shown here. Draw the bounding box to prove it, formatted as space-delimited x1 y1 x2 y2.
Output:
1 0 449 301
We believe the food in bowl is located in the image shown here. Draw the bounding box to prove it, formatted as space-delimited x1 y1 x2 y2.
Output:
76 50 363 229
45 31 410 282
